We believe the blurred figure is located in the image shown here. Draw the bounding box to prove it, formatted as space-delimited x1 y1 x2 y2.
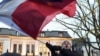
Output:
46 40 79 56
61 40 71 49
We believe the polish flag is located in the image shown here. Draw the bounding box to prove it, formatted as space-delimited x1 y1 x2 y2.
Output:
0 0 76 39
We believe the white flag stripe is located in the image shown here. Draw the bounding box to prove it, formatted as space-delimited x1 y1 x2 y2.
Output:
0 0 26 17
0 0 28 35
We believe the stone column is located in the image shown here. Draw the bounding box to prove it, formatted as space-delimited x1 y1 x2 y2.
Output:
22 41 26 55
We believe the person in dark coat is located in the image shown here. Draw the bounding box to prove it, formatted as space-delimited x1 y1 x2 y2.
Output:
46 40 80 56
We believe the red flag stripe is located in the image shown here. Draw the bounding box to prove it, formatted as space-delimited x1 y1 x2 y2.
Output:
11 0 76 39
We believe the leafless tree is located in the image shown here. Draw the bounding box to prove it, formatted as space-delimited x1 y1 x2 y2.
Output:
55 0 100 56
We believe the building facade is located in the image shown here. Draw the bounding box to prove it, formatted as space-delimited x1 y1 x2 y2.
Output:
0 28 72 56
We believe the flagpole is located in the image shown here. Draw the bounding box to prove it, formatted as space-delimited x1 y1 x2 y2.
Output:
36 39 46 44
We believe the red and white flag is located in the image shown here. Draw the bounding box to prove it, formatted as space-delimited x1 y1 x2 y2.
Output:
0 0 76 39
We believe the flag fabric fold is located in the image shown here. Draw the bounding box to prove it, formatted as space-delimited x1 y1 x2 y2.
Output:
0 0 76 39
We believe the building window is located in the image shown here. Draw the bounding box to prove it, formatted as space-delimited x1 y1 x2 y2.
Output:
0 42 3 54
41 32 45 37
31 44 34 53
39 44 42 52
26 44 30 53
39 44 48 56
18 44 22 53
59 32 63 37
13 44 17 53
